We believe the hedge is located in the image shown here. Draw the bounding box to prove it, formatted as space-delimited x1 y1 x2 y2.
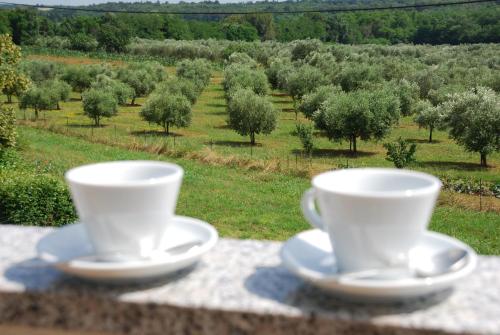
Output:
0 169 77 226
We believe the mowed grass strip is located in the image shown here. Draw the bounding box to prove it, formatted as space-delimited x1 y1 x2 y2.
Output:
17 126 500 254
19 54 500 183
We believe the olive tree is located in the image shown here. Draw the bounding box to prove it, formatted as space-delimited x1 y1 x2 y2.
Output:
61 66 92 99
154 78 200 105
140 93 192 135
298 85 341 120
91 75 134 106
316 88 400 153
393 79 420 116
226 52 257 68
223 64 269 97
291 39 323 61
128 61 167 83
442 87 499 167
414 68 444 100
19 85 56 119
19 60 61 84
117 68 155 105
176 59 212 90
82 89 118 127
47 80 72 110
265 57 294 90
286 65 329 119
335 63 383 92
227 88 277 145
413 100 445 143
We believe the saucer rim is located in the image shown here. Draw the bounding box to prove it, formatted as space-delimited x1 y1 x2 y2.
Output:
280 229 477 289
37 215 218 271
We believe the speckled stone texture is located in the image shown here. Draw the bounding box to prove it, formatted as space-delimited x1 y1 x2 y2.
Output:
0 225 499 335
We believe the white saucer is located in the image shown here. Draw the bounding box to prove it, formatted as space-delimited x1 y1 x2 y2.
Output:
281 229 477 301
37 216 218 282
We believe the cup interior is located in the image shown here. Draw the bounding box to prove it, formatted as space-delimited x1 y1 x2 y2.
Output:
313 168 440 197
65 161 183 187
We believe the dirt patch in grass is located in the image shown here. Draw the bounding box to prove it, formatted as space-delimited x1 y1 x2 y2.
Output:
27 54 126 66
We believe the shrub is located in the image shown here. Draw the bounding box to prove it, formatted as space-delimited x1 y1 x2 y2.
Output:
0 104 16 148
0 170 77 226
295 123 314 156
227 88 277 145
82 88 118 126
69 33 98 52
140 93 192 135
30 36 70 49
383 137 417 168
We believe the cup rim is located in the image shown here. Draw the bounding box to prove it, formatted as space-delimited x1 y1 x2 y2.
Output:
65 160 183 188
312 168 441 198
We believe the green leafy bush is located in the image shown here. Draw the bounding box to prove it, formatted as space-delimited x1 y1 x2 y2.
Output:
0 104 16 148
0 170 76 226
383 137 417 168
295 123 314 156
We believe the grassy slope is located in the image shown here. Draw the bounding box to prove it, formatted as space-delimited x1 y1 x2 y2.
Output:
17 126 499 254
16 54 500 184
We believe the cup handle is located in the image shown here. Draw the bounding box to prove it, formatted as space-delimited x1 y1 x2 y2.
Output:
301 188 325 231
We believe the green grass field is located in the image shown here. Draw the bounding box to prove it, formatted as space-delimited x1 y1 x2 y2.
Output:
14 54 500 185
16 126 500 254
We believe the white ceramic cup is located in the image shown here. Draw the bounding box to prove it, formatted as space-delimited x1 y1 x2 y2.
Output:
301 168 441 273
65 160 184 261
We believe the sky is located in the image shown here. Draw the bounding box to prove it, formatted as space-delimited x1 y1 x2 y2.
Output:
5 0 251 4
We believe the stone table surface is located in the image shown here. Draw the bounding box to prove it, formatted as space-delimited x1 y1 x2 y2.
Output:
0 224 499 335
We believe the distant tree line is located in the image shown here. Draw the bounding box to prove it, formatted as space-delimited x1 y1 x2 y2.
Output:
0 2 498 49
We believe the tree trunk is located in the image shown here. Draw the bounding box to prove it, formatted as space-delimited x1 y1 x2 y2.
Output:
57 102 61 110
7 95 12 103
34 108 39 120
429 126 433 143
352 135 357 153
164 122 170 135
480 153 487 167
349 138 352 151
131 97 136 106
250 132 256 146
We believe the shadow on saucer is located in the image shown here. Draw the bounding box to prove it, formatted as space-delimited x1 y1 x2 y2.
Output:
244 265 453 315
5 258 199 292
